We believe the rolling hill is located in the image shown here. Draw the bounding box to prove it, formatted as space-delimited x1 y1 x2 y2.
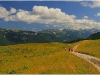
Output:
0 42 99 74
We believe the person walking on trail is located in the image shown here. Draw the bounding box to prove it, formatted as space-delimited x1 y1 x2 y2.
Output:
64 47 66 50
69 48 73 52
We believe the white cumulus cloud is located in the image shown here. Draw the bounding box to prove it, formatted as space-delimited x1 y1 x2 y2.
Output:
10 7 17 14
0 6 9 18
0 5 100 30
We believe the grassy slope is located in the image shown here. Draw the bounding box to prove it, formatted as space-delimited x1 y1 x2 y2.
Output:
75 39 100 59
0 42 99 74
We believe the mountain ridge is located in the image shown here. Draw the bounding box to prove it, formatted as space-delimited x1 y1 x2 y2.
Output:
0 28 99 46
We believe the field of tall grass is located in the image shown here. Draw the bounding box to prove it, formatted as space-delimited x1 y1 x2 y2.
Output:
74 39 100 59
0 42 99 74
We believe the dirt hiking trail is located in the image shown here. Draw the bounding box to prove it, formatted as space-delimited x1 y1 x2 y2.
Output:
71 44 100 71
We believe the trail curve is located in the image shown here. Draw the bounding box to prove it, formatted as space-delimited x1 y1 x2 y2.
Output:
71 52 100 71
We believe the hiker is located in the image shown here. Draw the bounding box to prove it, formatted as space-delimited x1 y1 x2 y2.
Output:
69 48 73 52
71 48 73 52
64 47 66 50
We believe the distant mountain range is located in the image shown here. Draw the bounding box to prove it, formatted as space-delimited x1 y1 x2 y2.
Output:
0 28 100 45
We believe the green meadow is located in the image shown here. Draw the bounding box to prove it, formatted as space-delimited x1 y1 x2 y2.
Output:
0 42 99 74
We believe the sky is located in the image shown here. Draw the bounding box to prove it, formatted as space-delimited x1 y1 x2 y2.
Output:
0 1 100 31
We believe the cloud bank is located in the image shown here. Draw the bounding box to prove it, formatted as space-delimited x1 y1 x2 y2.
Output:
0 5 100 30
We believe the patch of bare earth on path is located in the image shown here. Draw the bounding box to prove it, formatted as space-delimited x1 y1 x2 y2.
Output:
90 58 100 67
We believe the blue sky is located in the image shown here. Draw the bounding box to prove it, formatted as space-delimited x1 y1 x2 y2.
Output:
0 1 100 31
